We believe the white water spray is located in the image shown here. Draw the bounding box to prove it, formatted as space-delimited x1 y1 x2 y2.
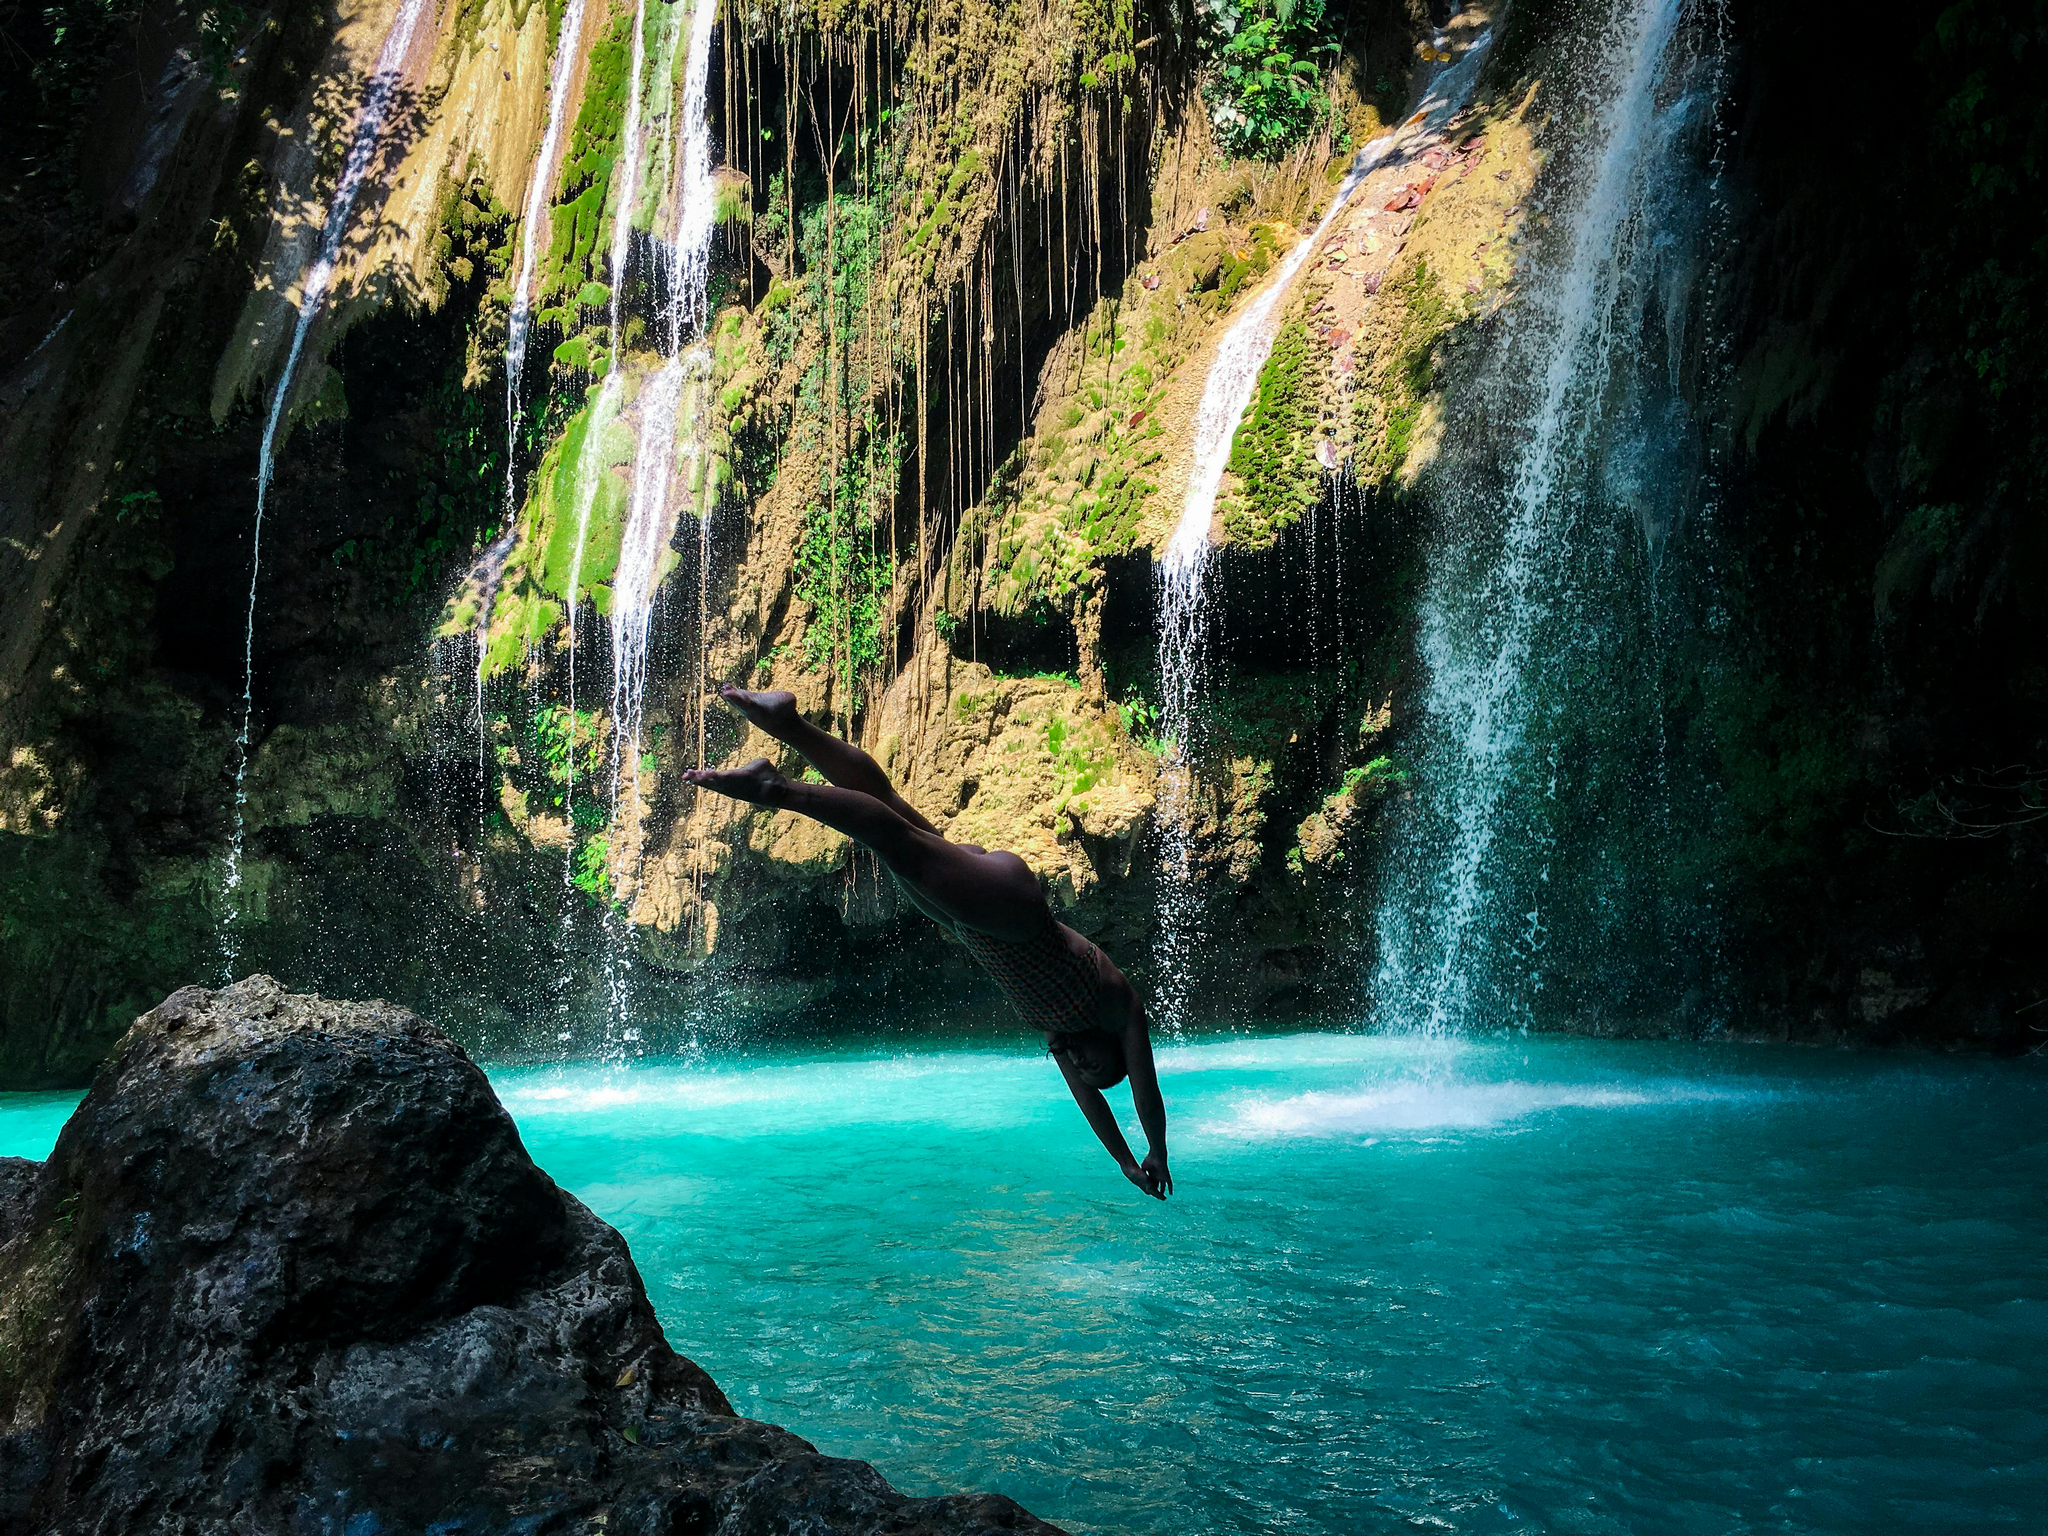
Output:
220 0 432 973
1374 0 1716 1035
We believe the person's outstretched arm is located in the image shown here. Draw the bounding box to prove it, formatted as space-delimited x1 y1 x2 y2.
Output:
1053 1052 1164 1199
1119 991 1171 1197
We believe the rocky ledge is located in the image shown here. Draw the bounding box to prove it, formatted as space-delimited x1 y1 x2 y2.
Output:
0 976 1059 1536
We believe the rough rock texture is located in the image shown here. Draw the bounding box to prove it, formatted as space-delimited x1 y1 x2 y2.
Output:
0 976 1062 1536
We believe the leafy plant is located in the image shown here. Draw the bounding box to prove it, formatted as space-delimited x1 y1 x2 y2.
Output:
194 2 250 84
572 834 613 900
534 705 604 797
795 418 897 714
1115 691 1166 754
1342 755 1408 797
1045 714 1113 806
1199 0 1342 160
791 184 903 720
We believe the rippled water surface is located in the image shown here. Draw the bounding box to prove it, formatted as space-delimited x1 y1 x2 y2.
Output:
5 1034 2044 1534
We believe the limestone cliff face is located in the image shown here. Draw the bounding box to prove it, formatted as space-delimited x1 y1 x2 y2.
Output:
0 0 1477 1075
2 0 2044 1083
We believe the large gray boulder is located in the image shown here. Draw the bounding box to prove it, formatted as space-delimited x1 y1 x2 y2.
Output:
0 976 1060 1536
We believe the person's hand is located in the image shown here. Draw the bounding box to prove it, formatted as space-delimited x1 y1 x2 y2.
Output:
1141 1149 1172 1198
1122 1151 1170 1199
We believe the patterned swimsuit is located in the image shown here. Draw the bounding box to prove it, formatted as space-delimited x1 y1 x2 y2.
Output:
955 911 1109 1033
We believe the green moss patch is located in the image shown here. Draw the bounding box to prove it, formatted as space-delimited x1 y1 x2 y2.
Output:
1221 315 1325 548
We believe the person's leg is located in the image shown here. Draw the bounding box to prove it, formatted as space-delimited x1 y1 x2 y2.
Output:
714 685 941 836
682 759 1044 940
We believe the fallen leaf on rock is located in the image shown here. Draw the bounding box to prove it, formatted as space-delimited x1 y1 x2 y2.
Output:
1496 168 1512 180
1362 272 1384 295
1141 272 1160 290
1327 328 1351 347
616 1365 637 1387
1128 410 1147 428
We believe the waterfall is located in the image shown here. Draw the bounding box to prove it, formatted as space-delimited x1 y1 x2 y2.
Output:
559 0 668 867
608 359 687 829
504 0 595 505
595 0 720 1005
591 0 672 905
604 0 654 353
457 0 593 836
1149 31 1494 1026
661 0 720 352
1373 0 1725 1036
219 0 433 973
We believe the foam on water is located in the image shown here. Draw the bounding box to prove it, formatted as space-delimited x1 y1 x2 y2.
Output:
1218 1074 1780 1139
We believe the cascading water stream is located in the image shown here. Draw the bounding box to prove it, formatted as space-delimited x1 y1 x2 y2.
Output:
457 0 595 832
576 0 664 979
478 0 591 726
219 0 433 973
1149 31 1494 1025
1373 0 1723 1036
660 0 720 353
504 0 594 492
608 358 687 826
602 0 719 892
580 0 719 1018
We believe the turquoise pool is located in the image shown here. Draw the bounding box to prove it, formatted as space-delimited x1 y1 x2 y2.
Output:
5 1033 2043 1534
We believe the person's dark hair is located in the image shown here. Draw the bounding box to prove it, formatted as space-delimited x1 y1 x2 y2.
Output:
1048 1028 1127 1089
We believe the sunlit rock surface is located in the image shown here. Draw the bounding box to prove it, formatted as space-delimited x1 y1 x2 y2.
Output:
0 977 1061 1536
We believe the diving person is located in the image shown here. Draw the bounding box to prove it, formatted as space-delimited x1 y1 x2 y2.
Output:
681 685 1172 1200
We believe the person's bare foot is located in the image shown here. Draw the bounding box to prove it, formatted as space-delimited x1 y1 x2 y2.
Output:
679 757 789 805
717 684 801 738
